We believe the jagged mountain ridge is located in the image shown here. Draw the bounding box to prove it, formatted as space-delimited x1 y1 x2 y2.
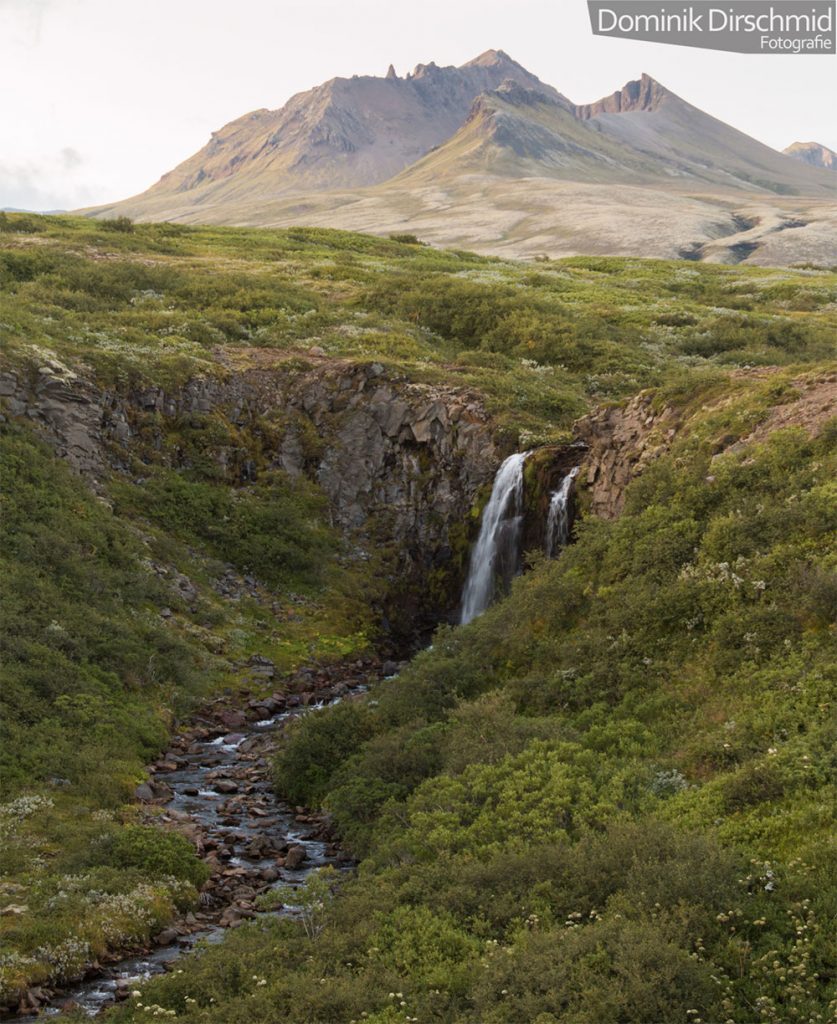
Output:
396 72 835 195
93 51 833 212
139 50 568 202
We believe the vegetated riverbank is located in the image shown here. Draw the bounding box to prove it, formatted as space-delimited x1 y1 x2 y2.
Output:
6 656 387 1020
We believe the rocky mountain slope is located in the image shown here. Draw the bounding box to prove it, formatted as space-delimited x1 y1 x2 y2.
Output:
108 50 566 209
85 54 836 267
396 73 835 196
784 140 837 171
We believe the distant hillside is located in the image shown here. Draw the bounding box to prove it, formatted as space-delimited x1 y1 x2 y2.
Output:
116 50 566 206
85 53 836 266
393 73 834 196
784 141 836 171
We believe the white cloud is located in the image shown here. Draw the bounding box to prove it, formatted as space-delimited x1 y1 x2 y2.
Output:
60 147 83 171
0 149 97 212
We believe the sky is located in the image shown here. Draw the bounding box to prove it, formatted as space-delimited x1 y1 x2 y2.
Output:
1 0 835 211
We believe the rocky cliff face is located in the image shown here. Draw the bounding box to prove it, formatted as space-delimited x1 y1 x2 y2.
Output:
574 370 837 520
0 356 501 633
574 393 680 520
573 73 671 119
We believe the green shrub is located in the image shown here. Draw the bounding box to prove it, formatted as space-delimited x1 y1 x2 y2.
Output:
105 825 208 887
0 424 203 797
100 216 135 233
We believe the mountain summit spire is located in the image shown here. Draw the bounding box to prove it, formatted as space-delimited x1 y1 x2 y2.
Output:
463 48 518 68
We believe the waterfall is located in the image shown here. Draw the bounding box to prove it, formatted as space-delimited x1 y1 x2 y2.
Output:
460 452 529 625
545 467 578 558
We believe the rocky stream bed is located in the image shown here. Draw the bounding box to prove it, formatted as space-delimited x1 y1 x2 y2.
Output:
12 658 387 1020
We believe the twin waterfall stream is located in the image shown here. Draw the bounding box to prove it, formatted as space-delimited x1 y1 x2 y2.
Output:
546 466 579 559
15 451 577 1021
460 452 578 624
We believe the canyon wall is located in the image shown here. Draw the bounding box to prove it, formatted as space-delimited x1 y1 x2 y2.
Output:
0 355 503 633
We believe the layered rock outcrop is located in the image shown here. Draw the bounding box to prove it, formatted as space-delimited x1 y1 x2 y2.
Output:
0 356 501 630
574 72 670 118
574 393 680 520
574 370 837 520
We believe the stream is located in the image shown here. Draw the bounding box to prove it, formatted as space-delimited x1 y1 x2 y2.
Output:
14 662 376 1020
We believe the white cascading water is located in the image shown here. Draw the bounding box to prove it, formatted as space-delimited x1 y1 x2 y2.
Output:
545 467 579 558
460 451 529 625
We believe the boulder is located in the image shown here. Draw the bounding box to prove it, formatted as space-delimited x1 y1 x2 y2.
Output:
219 709 246 729
284 845 308 870
213 779 239 794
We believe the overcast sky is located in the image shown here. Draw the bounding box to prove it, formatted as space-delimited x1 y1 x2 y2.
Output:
1 0 835 211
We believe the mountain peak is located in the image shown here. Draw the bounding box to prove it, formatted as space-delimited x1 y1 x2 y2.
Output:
783 140 836 170
463 48 520 70
97 53 836 230
575 73 673 119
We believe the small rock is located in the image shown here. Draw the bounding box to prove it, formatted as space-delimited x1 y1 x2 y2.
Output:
204 853 224 874
219 906 244 928
150 779 173 800
284 845 307 870
247 654 276 678
155 928 179 946
134 782 155 802
219 904 255 928
0 904 28 916
213 779 238 794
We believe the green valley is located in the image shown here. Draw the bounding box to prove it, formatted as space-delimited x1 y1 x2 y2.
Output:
0 212 834 1022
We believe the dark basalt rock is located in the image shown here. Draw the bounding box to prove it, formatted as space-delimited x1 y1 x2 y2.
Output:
0 358 501 641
